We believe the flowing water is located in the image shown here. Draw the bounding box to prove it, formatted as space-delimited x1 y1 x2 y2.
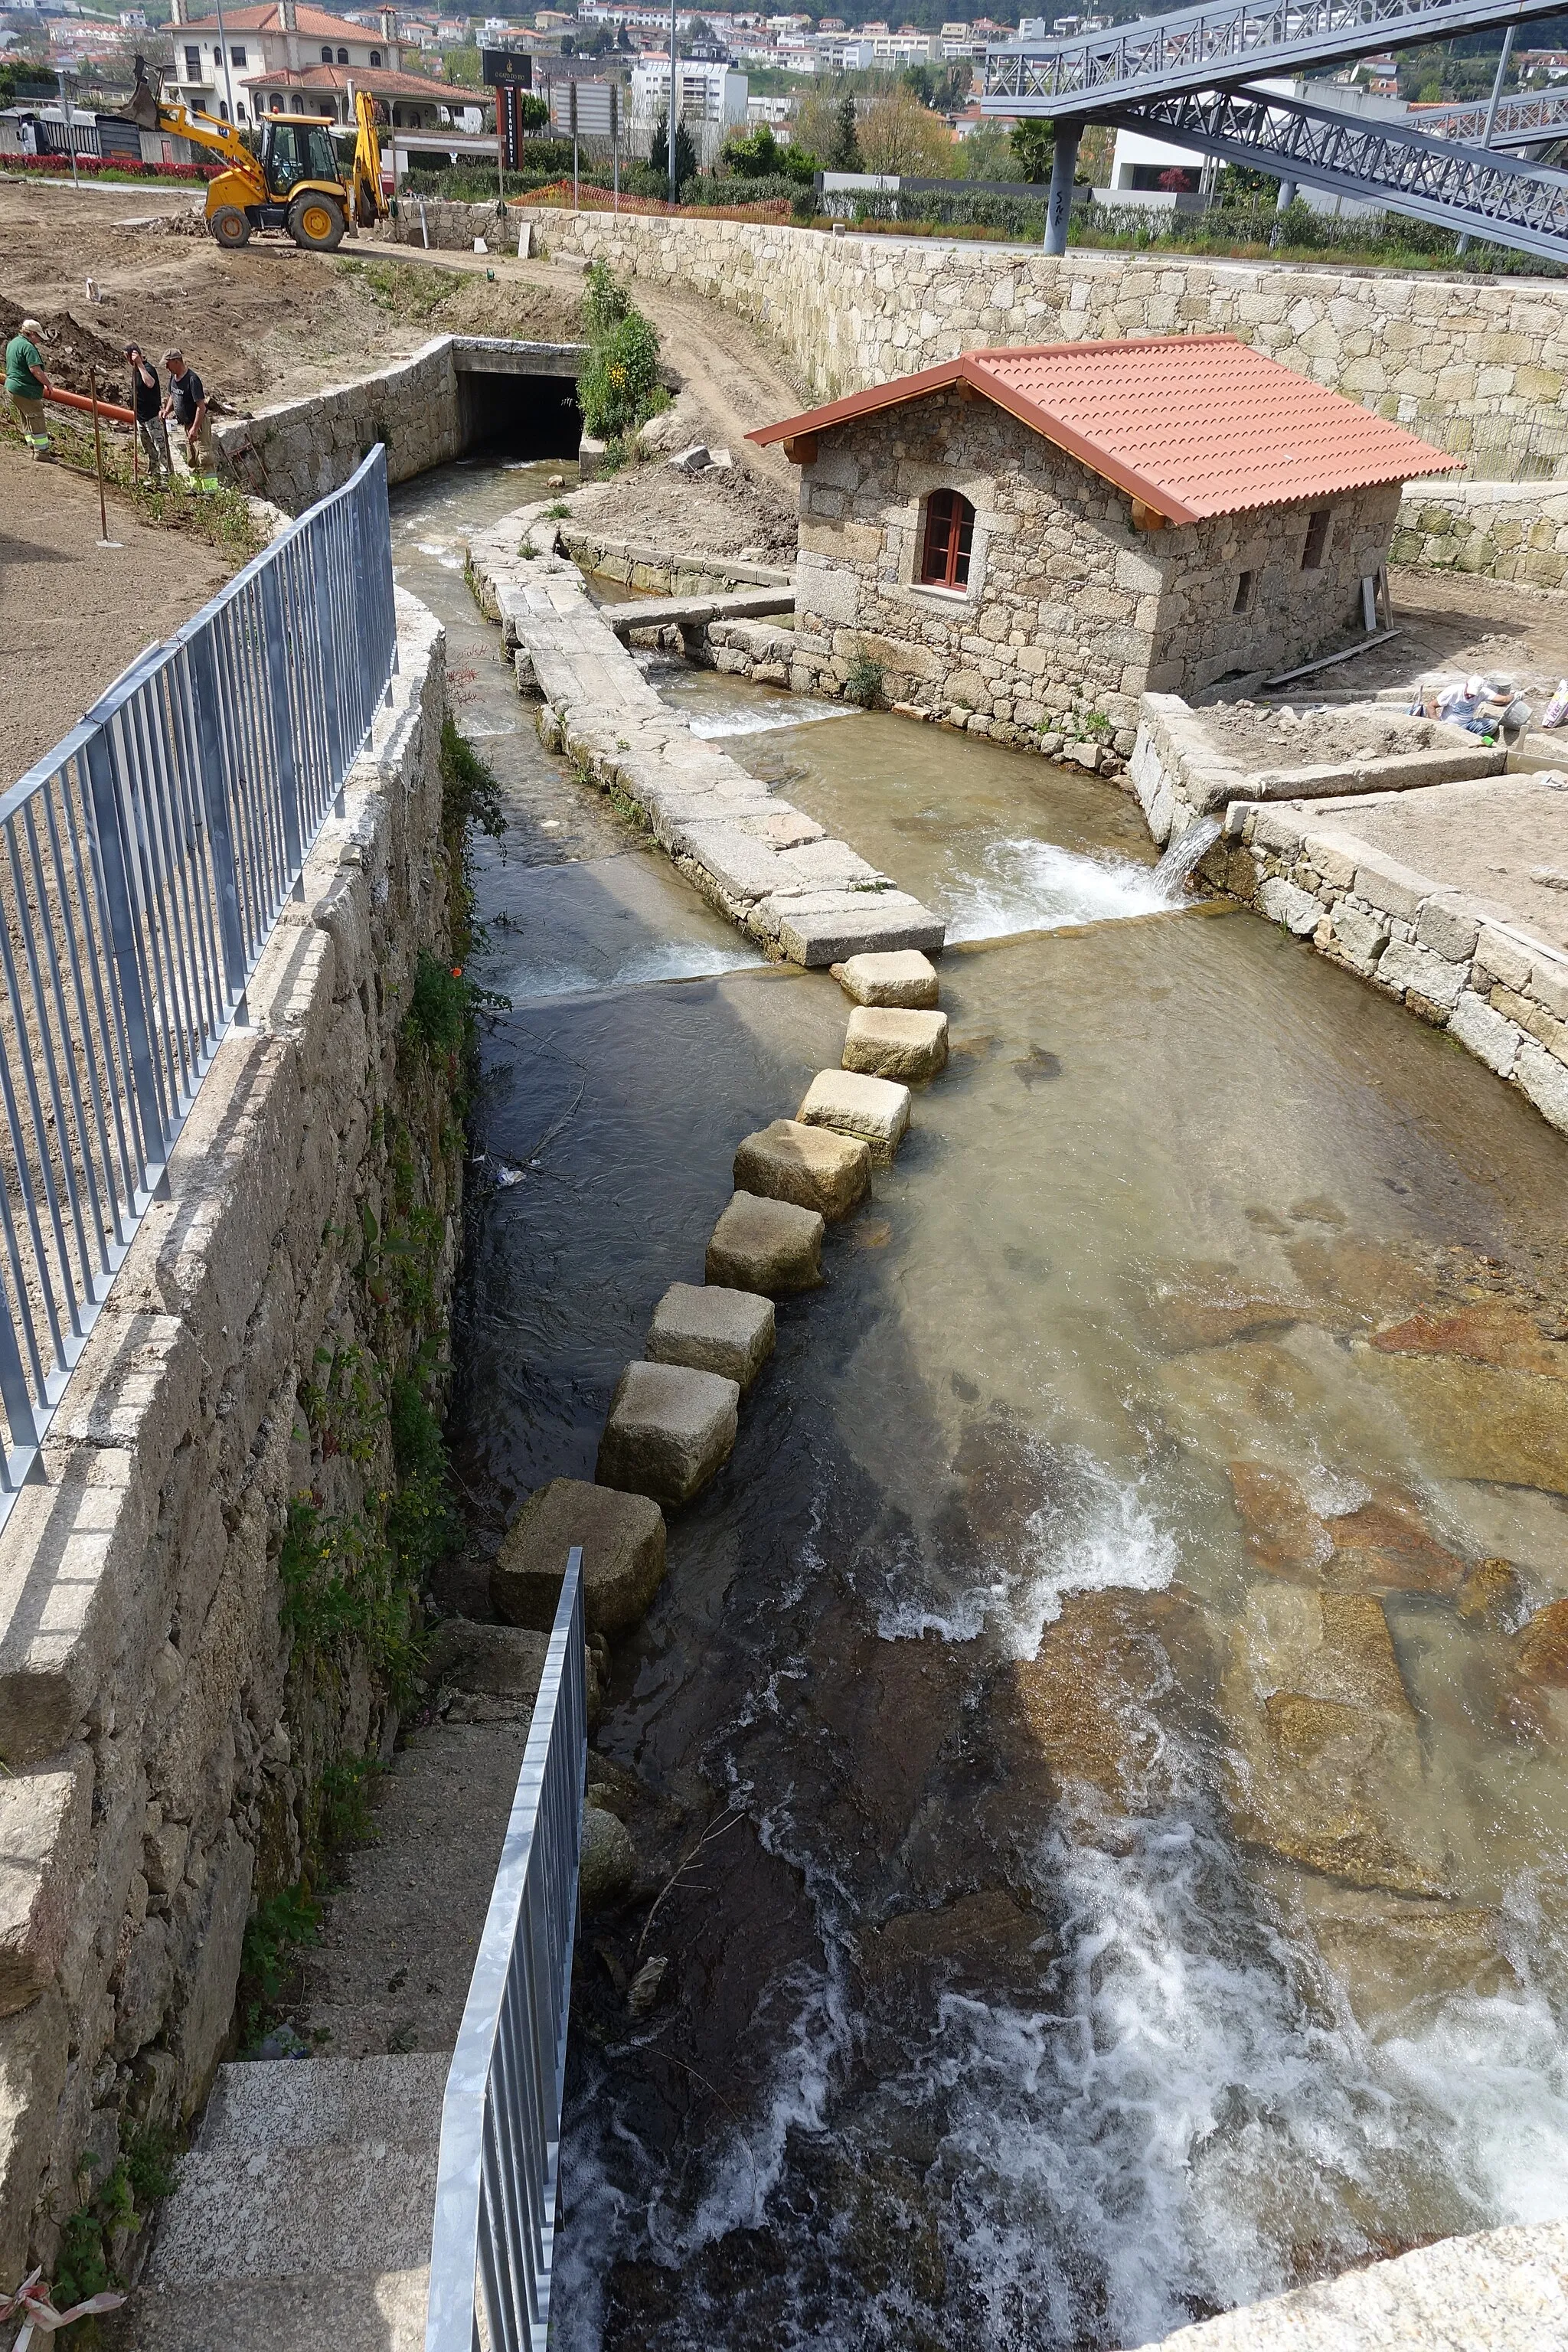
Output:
395 460 1568 2352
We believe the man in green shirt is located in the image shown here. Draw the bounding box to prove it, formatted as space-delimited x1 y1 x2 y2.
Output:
5 318 51 460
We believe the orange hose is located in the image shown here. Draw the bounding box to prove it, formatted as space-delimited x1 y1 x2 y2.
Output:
45 385 136 424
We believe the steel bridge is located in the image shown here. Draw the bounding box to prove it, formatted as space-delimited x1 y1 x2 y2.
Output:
980 0 1568 256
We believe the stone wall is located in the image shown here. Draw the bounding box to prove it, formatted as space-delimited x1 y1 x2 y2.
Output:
215 336 587 516
523 209 1568 471
1391 475 1568 588
0 591 462 2288
1202 792 1568 1138
387 195 515 253
790 386 1404 736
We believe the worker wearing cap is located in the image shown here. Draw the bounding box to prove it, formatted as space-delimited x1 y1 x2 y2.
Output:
162 348 214 489
126 344 171 488
6 317 51 461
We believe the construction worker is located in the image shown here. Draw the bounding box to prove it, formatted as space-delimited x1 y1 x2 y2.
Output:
6 316 51 460
162 348 214 488
126 344 171 486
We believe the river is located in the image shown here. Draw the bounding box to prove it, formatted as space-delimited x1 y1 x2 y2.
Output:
393 453 1568 2352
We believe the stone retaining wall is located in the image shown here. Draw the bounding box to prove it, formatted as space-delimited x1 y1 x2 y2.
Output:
1202 790 1568 1139
561 525 792 593
1391 475 1568 588
523 210 1568 472
386 196 514 253
0 592 461 2288
216 336 586 515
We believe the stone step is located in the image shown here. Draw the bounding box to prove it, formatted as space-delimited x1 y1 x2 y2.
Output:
195 2053 448 2157
118 2267 429 2352
606 586 795 635
147 2140 438 2282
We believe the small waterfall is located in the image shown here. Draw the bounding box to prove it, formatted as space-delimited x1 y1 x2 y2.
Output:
1153 813 1223 897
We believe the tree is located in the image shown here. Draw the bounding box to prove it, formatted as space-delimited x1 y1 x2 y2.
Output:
648 108 697 190
858 84 953 175
828 90 861 169
959 122 1017 181
442 44 480 85
1011 117 1054 182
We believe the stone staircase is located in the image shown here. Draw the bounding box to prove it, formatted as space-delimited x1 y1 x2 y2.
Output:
119 2054 444 2352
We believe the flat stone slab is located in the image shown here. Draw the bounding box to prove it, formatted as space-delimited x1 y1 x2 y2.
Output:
647 1280 775 1391
596 1361 740 1509
843 1006 949 1083
491 1475 666 1636
797 1068 912 1165
831 950 939 1008
424 1619 548 1702
759 889 947 968
706 1191 824 1295
606 586 795 635
733 1118 871 1221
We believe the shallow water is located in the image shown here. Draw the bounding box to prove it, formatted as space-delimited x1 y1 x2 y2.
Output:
398 462 1568 2352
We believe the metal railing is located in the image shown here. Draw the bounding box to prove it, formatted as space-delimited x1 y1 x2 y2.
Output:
0 443 397 1518
426 1548 588 2352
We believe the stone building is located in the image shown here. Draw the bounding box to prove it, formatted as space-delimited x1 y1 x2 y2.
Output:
749 335 1453 741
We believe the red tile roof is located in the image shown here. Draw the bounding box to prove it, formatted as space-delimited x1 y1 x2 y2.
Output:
179 5 385 37
249 60 448 96
749 335 1458 523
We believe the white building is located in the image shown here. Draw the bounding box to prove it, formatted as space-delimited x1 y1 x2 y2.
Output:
813 32 874 70
161 0 409 122
629 53 746 159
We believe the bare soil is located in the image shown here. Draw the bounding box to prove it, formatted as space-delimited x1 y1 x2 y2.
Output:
578 454 799 561
1315 775 1568 949
1203 704 1468 767
1330 569 1568 707
0 441 234 779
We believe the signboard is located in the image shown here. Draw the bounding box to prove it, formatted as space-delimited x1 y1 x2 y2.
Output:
547 77 617 139
481 45 532 87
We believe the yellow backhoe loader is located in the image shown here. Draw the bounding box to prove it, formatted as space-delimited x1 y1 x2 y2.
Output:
128 55 388 252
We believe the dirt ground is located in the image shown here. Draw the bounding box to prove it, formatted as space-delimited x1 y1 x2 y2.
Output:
0 440 234 779
1310 774 1568 947
1318 569 1568 710
1203 704 1473 766
577 451 800 560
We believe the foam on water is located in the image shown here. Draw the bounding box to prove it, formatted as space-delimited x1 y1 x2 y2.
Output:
942 838 1181 942
498 936 763 1002
682 700 857 742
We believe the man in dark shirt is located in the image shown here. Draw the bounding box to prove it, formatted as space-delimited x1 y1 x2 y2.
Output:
162 348 214 488
126 345 171 486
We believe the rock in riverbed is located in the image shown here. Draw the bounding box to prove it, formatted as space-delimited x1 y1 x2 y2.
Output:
492 1475 666 1636
648 1280 775 1391
707 1191 824 1295
831 949 939 1008
797 1069 911 1165
733 1118 870 1220
580 1805 635 1913
843 1006 949 1083
597 1361 740 1508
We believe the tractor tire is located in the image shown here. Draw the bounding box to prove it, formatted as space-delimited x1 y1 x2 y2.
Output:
209 204 253 250
288 194 346 253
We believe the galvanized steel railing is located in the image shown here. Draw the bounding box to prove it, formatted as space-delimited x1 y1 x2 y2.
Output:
426 1548 588 2352
0 443 397 1518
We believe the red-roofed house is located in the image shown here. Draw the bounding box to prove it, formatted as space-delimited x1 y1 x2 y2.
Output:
748 336 1454 733
161 0 451 124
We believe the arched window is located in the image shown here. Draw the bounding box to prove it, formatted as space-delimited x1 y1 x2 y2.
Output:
369 47 381 65
322 46 334 60
920 488 975 590
339 46 351 62
271 92 284 109
292 94 305 109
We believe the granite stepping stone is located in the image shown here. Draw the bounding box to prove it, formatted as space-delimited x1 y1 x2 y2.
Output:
843 1006 949 1083
596 1361 740 1508
733 1118 871 1220
707 1191 824 1294
647 1280 776 1391
797 1068 911 1165
491 1475 665 1636
830 949 939 1008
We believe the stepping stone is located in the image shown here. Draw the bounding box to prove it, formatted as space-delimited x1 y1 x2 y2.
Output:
831 949 939 1008
843 1006 949 1083
733 1118 871 1220
491 1475 666 1635
647 1280 776 1391
596 1361 740 1509
797 1069 911 1166
706 1191 824 1295
425 1619 549 1700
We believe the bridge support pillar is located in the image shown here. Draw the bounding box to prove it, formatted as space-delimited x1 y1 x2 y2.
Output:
1045 121 1080 255
1276 176 1296 209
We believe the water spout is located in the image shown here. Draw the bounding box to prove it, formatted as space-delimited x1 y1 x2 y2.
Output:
1154 815 1223 899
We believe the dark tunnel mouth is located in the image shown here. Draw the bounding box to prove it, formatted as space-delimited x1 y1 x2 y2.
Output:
459 369 582 461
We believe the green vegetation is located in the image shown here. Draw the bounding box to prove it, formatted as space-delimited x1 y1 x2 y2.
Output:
402 949 471 1061
0 404 266 560
843 645 885 708
52 2123 181 2311
577 263 666 443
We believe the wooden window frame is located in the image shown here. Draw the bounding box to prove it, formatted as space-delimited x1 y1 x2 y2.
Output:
1302 508 1332 571
919 488 976 592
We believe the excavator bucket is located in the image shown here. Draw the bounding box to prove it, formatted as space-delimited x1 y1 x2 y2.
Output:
128 54 161 132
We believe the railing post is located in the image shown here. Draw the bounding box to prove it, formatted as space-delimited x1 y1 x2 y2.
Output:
187 630 250 1005
258 560 304 884
83 729 167 1172
0 1288 39 1459
310 519 348 794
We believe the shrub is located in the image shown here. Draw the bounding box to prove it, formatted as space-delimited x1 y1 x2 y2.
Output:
843 645 885 708
577 306 662 440
583 255 632 337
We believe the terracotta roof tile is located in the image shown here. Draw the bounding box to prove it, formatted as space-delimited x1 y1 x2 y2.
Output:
750 335 1458 523
180 5 385 38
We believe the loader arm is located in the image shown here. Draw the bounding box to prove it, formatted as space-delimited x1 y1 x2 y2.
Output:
127 54 267 201
350 89 389 230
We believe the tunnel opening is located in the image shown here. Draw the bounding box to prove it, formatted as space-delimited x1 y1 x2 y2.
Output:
457 367 582 462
